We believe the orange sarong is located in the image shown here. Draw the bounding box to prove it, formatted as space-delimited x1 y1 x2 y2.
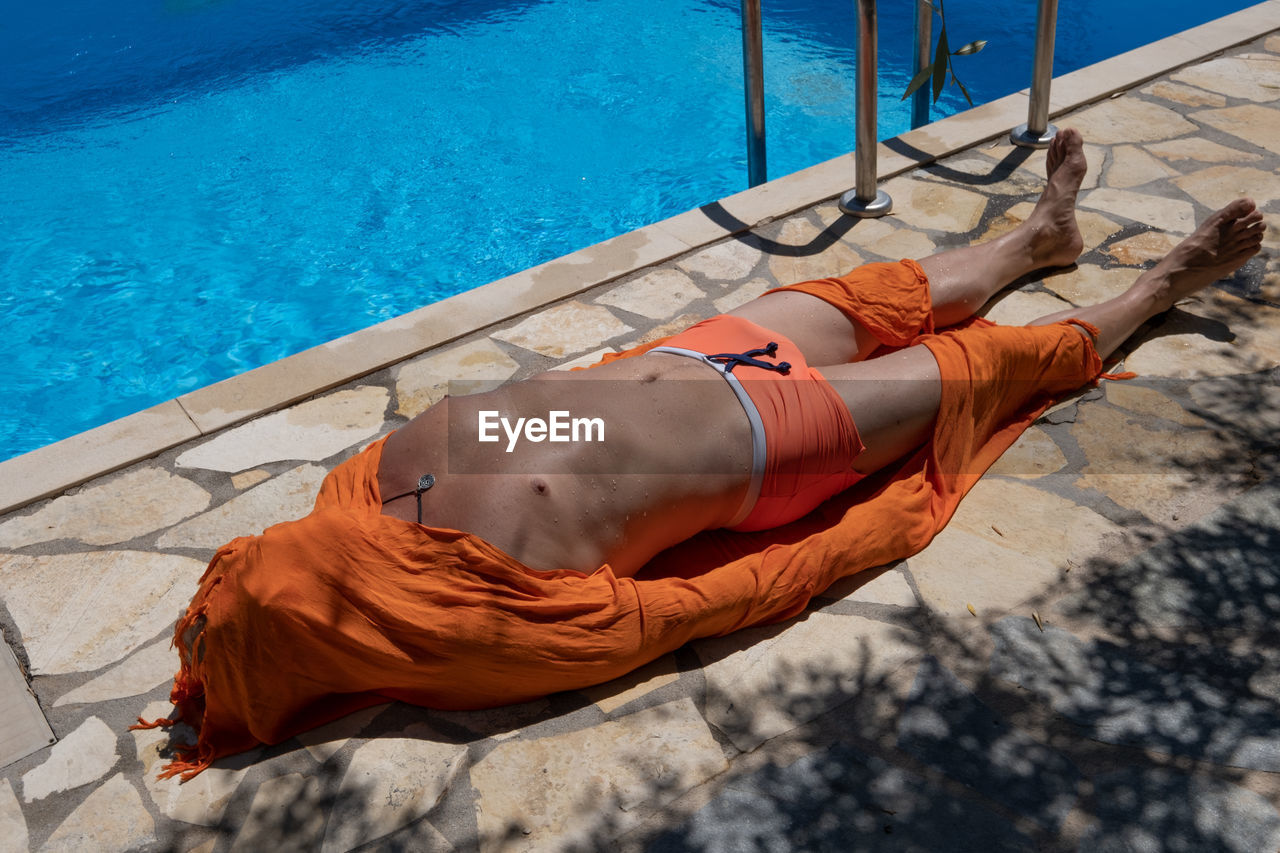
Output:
146 261 1105 780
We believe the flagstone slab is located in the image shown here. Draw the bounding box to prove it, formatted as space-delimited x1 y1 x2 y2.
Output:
492 301 632 359
1104 144 1181 189
919 155 1046 196
548 347 614 371
229 469 270 491
820 566 918 609
295 703 390 763
1173 165 1280 212
979 141 1105 192
0 644 51 771
1057 479 1280 639
1105 382 1205 427
1188 376 1280 437
470 698 727 853
990 617 1280 773
1105 230 1183 265
695 612 917 752
1042 265 1137 306
1076 469 1225 528
1078 188 1196 234
943 478 1121 567
1080 768 1280 853
1144 137 1262 165
54 636 175 708
813 204 898 236
394 339 521 418
875 178 988 234
1171 55 1280 103
39 773 154 853
861 226 935 262
0 551 202 675
980 290 1073 327
596 269 703 320
579 653 680 714
712 278 772 314
910 528 1058 620
1074 209 1125 254
1142 80 1228 108
1072 403 1230 524
0 780 26 853
1124 293 1280 379
176 386 390 473
1194 104 1280 157
772 242 864 284
1066 97 1198 145
910 479 1120 618
765 218 864 283
897 656 1080 832
231 772 326 853
0 468 210 549
985 426 1068 479
320 724 466 853
812 209 939 262
430 698 552 743
662 741 1034 851
617 312 704 351
156 463 327 551
675 238 764 282
132 701 258 827
21 717 117 803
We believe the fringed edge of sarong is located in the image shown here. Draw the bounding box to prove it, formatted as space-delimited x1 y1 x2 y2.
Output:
129 542 238 782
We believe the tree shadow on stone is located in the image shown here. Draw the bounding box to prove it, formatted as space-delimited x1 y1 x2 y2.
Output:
541 483 1280 852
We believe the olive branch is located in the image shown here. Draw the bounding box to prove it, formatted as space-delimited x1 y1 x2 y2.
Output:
902 0 987 105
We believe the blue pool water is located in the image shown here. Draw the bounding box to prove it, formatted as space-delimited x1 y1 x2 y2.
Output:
0 0 1260 461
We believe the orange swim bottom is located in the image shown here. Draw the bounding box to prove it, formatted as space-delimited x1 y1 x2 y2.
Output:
654 314 865 532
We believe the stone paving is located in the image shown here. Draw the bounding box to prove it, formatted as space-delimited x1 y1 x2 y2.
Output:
2 25 1280 853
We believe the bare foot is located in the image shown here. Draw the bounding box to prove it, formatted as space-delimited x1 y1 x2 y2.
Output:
1139 198 1265 312
1023 127 1087 269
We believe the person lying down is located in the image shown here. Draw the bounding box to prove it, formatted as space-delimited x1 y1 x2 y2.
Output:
142 129 1265 780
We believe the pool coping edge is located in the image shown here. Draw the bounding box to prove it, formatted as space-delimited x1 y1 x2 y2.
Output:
2 0 1277 516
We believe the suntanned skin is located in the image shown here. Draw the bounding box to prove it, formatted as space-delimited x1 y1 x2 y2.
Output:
373 128 1264 579
180 130 1264 659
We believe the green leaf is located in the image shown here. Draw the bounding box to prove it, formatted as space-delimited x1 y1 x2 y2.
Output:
952 39 987 56
902 63 935 100
954 75 974 106
932 27 949 102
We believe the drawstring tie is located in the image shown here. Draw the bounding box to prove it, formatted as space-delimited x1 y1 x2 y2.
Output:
705 342 791 374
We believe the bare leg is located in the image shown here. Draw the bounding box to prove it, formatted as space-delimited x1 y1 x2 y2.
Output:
918 127 1087 326
1028 198 1265 358
730 129 1089 365
817 199 1265 477
819 346 944 475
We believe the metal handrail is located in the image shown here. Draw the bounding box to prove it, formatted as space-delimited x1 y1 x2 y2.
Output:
838 0 892 217
910 0 932 129
737 0 1060 206
1011 0 1060 147
741 0 767 186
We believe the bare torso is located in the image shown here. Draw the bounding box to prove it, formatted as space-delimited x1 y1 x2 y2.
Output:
377 352 753 577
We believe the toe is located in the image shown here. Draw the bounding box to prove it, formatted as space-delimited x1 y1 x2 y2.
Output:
1223 197 1257 221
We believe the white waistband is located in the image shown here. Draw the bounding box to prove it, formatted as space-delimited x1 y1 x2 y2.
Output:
649 345 765 528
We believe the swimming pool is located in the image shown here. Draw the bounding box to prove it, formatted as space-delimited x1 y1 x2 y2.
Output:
0 0 1261 461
